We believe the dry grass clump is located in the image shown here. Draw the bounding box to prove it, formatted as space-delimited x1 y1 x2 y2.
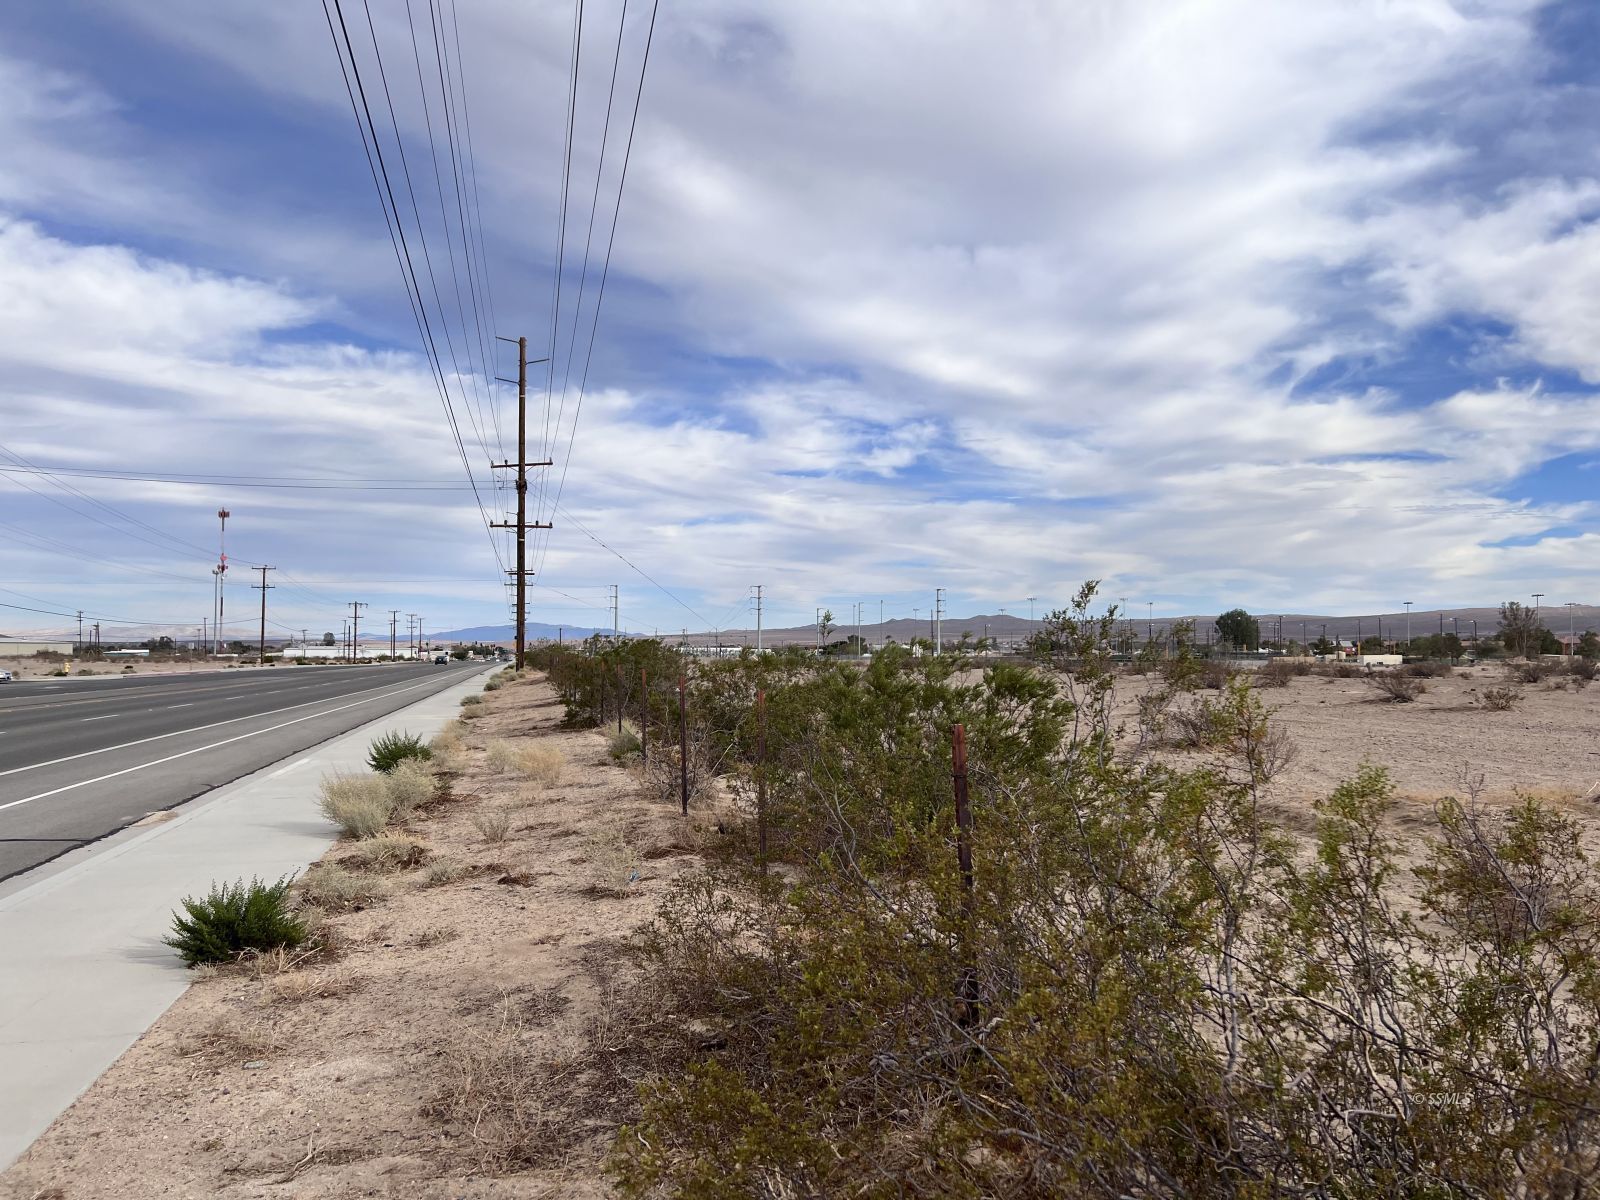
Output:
430 722 466 755
486 739 565 785
483 677 504 692
261 966 364 1006
423 858 468 887
384 759 437 819
178 1013 284 1064
352 833 431 872
1369 670 1425 703
298 863 385 911
431 1006 581 1170
318 773 392 838
318 763 439 838
472 807 513 845
461 694 485 708
1478 684 1524 712
582 825 641 896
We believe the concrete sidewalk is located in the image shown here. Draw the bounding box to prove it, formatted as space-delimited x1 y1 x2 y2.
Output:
0 666 490 1170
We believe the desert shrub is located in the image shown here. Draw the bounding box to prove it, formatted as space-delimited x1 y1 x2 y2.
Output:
353 833 430 871
384 759 437 819
1369 669 1424 702
483 677 504 692
430 723 465 754
611 626 1600 1200
165 876 305 967
1479 684 1524 712
486 740 565 785
461 694 484 707
424 858 467 887
367 729 432 774
583 825 642 895
318 773 392 838
1255 659 1298 688
608 725 642 762
1569 657 1597 682
298 863 384 911
1196 659 1231 690
1506 660 1554 684
1405 660 1454 678
472 807 512 845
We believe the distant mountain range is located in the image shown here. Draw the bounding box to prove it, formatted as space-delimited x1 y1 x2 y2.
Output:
421 622 609 643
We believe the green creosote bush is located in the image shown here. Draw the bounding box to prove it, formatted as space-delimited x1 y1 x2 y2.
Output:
165 876 305 967
587 582 1600 1198
367 729 433 774
460 694 484 707
483 677 504 692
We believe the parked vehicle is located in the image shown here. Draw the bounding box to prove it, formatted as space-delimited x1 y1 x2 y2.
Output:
0 669 11 683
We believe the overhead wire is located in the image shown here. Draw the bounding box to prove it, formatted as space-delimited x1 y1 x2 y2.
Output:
533 0 660 579
322 0 506 577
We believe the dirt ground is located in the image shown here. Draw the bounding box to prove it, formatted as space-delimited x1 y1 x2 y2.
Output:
0 672 701 1199
5 659 1599 1198
1112 661 1600 859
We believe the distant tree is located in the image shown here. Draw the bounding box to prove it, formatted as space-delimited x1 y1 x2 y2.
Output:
1580 631 1600 661
1498 602 1544 659
1539 628 1562 656
322 631 336 646
1310 636 1335 656
1215 608 1260 651
819 609 835 644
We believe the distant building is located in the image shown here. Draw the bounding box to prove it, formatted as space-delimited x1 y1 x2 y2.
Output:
0 638 74 656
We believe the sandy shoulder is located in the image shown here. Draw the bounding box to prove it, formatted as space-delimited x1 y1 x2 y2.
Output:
1 672 699 1200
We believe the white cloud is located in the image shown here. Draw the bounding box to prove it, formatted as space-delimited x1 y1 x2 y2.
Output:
3 0 1599 634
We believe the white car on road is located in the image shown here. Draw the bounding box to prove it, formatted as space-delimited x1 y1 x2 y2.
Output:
0 669 12 682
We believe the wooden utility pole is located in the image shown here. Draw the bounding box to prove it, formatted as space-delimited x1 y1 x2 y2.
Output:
389 609 400 659
491 335 552 671
348 601 367 664
252 566 274 667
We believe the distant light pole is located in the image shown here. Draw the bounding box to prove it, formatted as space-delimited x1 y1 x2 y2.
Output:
1403 601 1412 650
1147 600 1154 644
1567 602 1579 657
1533 592 1544 619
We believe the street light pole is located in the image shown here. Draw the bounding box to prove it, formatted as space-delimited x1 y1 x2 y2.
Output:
1403 600 1412 651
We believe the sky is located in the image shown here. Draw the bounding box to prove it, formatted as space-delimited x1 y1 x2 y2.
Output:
3 0 1600 642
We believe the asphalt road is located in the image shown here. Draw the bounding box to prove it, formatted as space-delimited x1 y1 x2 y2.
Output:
0 661 487 881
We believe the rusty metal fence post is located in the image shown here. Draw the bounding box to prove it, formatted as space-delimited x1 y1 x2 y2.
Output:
952 723 978 1026
640 667 648 765
677 674 689 816
756 688 768 874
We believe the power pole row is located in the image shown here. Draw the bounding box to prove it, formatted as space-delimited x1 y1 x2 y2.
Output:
252 566 274 666
491 335 552 671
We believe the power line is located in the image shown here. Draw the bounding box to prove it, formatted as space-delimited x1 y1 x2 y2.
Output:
322 0 506 579
534 0 660 578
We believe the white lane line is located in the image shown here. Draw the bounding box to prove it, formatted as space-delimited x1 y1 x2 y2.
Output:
0 672 456 782
167 703 195 709
80 715 114 722
0 674 455 814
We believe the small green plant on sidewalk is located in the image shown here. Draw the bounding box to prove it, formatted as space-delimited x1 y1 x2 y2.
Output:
367 730 433 774
165 876 306 967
